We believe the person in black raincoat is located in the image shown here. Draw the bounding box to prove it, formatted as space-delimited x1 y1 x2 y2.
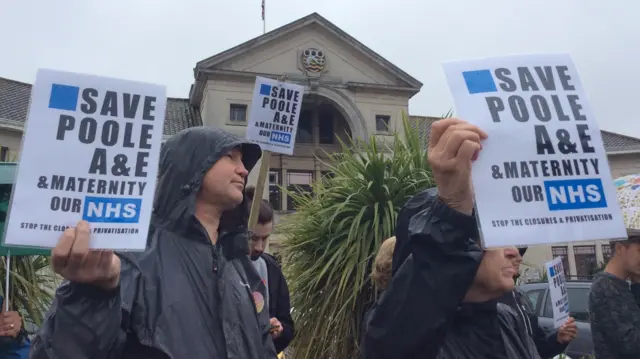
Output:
30 127 277 359
362 118 541 359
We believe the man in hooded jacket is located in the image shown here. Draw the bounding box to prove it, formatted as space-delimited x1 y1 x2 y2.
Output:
362 118 541 359
30 127 277 359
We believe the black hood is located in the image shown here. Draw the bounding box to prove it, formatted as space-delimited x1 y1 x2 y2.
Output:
153 127 262 239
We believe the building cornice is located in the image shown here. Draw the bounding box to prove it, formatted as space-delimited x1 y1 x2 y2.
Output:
191 69 421 104
0 118 25 133
607 149 640 155
345 81 420 97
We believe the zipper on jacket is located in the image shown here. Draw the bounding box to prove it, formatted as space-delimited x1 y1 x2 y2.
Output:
212 244 219 273
191 217 220 274
513 291 532 335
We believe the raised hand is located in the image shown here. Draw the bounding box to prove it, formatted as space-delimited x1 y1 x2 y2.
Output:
427 118 487 215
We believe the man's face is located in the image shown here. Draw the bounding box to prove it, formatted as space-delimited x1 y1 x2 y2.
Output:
473 247 518 296
620 242 640 276
200 148 248 208
510 250 523 277
250 221 273 259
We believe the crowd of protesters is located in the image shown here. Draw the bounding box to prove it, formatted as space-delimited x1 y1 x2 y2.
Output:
0 119 633 359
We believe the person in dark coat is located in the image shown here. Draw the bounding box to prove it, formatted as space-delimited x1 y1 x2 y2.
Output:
498 247 577 359
30 127 277 359
246 187 295 354
362 118 541 359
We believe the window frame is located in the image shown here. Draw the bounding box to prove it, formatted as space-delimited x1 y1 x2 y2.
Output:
375 114 391 133
318 109 335 144
286 170 314 211
228 103 248 125
542 286 591 322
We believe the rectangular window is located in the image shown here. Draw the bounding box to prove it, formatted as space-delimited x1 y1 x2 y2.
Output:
573 245 596 279
230 104 247 122
296 110 314 143
566 287 591 322
286 171 313 210
551 246 571 276
602 244 612 263
268 170 282 211
0 147 9 162
523 289 545 316
544 287 591 322
318 111 334 144
375 115 391 132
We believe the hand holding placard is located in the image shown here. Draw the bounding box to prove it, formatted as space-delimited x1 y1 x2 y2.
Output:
51 221 121 290
557 317 578 344
428 118 487 215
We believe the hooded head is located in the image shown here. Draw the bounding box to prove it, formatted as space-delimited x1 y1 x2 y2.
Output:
153 127 261 243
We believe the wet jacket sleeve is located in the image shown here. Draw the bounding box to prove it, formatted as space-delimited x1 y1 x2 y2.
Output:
362 189 484 359
261 320 278 359
272 269 294 353
29 255 139 359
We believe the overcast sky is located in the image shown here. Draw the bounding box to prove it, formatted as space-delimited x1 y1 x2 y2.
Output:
2 0 638 137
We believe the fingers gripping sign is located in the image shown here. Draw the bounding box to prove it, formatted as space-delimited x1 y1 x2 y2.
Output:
51 221 121 290
428 118 488 215
428 118 487 168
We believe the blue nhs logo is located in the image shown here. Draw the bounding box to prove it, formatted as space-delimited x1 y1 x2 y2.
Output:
270 131 291 144
82 196 142 223
543 178 607 211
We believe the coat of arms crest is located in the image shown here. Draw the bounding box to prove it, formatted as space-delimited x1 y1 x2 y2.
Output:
300 48 326 73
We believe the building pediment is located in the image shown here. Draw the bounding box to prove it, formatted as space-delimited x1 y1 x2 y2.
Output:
190 13 422 105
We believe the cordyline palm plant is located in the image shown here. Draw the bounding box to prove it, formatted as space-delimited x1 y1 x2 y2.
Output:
0 256 57 329
279 113 436 358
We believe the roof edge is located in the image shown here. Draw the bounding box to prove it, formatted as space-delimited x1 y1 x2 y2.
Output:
193 13 422 89
607 149 640 155
0 76 32 87
601 129 640 143
0 118 25 132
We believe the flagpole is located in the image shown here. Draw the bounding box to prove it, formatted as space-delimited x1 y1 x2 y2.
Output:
262 0 266 34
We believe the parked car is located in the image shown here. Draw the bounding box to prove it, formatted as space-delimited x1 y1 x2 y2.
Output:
519 280 593 359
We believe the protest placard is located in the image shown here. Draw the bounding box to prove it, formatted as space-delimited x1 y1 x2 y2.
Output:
442 54 626 247
245 76 304 232
3 69 166 250
546 257 570 328
246 76 304 156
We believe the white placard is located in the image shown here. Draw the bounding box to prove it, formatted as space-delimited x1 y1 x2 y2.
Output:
442 54 626 247
246 76 304 155
4 69 166 250
546 257 570 328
